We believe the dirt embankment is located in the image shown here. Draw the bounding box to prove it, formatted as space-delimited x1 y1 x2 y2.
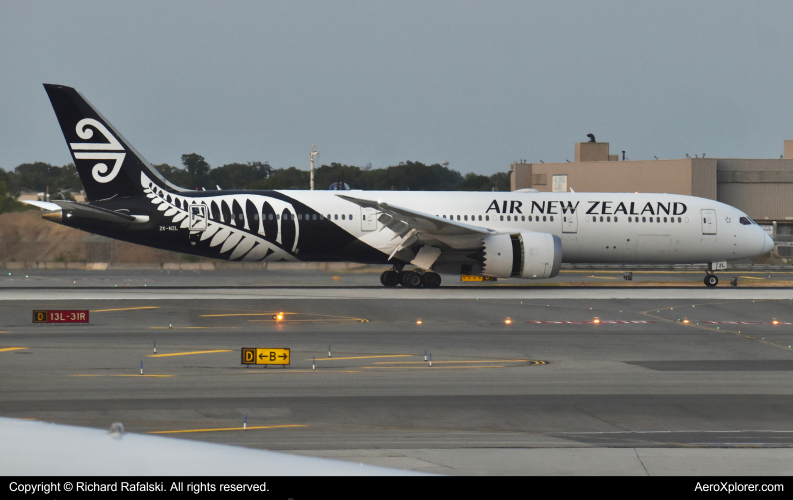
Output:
0 209 187 263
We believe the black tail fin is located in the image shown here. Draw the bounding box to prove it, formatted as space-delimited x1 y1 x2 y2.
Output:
43 84 184 201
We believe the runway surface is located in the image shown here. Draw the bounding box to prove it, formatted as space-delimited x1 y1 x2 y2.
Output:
2 271 793 475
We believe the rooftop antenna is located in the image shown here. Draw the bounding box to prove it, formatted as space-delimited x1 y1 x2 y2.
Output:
310 145 319 190
587 133 596 143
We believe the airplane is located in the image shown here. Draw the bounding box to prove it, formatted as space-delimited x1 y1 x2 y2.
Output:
28 84 774 288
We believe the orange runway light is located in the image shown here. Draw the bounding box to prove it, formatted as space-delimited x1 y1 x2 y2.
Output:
683 319 689 323
416 320 422 325
593 317 600 324
773 320 779 325
505 318 512 324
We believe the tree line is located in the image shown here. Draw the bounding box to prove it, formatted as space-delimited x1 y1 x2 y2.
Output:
0 154 509 214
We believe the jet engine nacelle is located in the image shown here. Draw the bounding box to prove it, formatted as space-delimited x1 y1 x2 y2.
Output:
481 232 562 279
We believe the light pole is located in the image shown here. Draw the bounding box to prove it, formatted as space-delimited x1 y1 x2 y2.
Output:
310 145 319 190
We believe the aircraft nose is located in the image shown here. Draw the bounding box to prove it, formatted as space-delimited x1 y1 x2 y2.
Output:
762 232 774 255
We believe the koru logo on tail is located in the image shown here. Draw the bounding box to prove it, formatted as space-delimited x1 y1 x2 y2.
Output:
69 118 126 183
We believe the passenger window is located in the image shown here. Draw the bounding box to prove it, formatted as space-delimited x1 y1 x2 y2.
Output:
464 215 468 221
479 215 482 221
507 216 511 221
550 216 553 222
298 214 303 220
342 214 346 220
349 215 353 220
600 216 603 222
543 216 547 222
642 217 646 222
670 217 674 223
530 216 533 222
334 214 338 220
521 216 525 221
614 216 618 222
457 215 461 221
657 217 660 223
486 215 489 221
500 216 504 221
663 217 667 223
628 216 632 222
607 216 611 222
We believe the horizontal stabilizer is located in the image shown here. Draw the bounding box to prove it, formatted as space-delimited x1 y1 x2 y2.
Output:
20 200 62 211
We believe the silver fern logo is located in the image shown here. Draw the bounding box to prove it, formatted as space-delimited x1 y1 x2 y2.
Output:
69 118 126 183
141 172 299 262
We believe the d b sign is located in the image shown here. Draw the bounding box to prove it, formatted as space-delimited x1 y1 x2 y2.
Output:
241 348 290 366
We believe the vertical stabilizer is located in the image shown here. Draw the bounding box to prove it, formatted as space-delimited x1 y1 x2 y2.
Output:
43 84 184 201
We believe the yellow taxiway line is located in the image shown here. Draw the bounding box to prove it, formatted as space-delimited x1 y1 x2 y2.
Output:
310 355 414 361
0 347 27 353
149 327 239 329
148 424 306 434
363 365 505 370
72 374 173 377
375 359 528 364
201 312 297 317
91 306 160 313
149 350 232 358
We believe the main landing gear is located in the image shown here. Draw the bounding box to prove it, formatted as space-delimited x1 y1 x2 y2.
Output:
704 272 719 287
380 267 441 288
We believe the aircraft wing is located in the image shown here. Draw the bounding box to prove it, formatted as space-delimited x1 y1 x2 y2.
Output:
336 194 493 236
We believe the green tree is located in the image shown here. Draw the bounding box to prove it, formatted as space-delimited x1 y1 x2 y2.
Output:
51 163 82 193
14 162 62 192
460 172 493 191
248 167 309 190
0 180 26 215
153 163 190 186
181 153 211 189
489 172 510 191
208 161 272 189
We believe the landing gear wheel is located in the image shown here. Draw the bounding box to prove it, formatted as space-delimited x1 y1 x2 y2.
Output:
402 271 424 288
424 272 441 288
704 274 719 287
380 270 400 287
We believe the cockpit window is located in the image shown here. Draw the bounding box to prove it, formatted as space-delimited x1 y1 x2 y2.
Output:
739 216 753 225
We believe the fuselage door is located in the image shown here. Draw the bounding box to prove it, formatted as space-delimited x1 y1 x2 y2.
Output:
190 204 208 232
562 212 578 233
701 209 717 235
361 207 377 231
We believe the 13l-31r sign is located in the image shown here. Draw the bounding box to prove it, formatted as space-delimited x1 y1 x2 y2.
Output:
33 310 89 323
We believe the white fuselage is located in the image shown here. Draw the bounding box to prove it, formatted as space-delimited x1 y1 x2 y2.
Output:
281 190 773 265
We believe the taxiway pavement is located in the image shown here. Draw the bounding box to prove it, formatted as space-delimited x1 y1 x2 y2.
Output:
2 283 793 474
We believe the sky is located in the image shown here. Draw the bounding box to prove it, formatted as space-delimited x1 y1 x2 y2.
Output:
2 1 793 175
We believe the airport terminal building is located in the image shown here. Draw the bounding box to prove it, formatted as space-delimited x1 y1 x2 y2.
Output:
510 141 793 257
